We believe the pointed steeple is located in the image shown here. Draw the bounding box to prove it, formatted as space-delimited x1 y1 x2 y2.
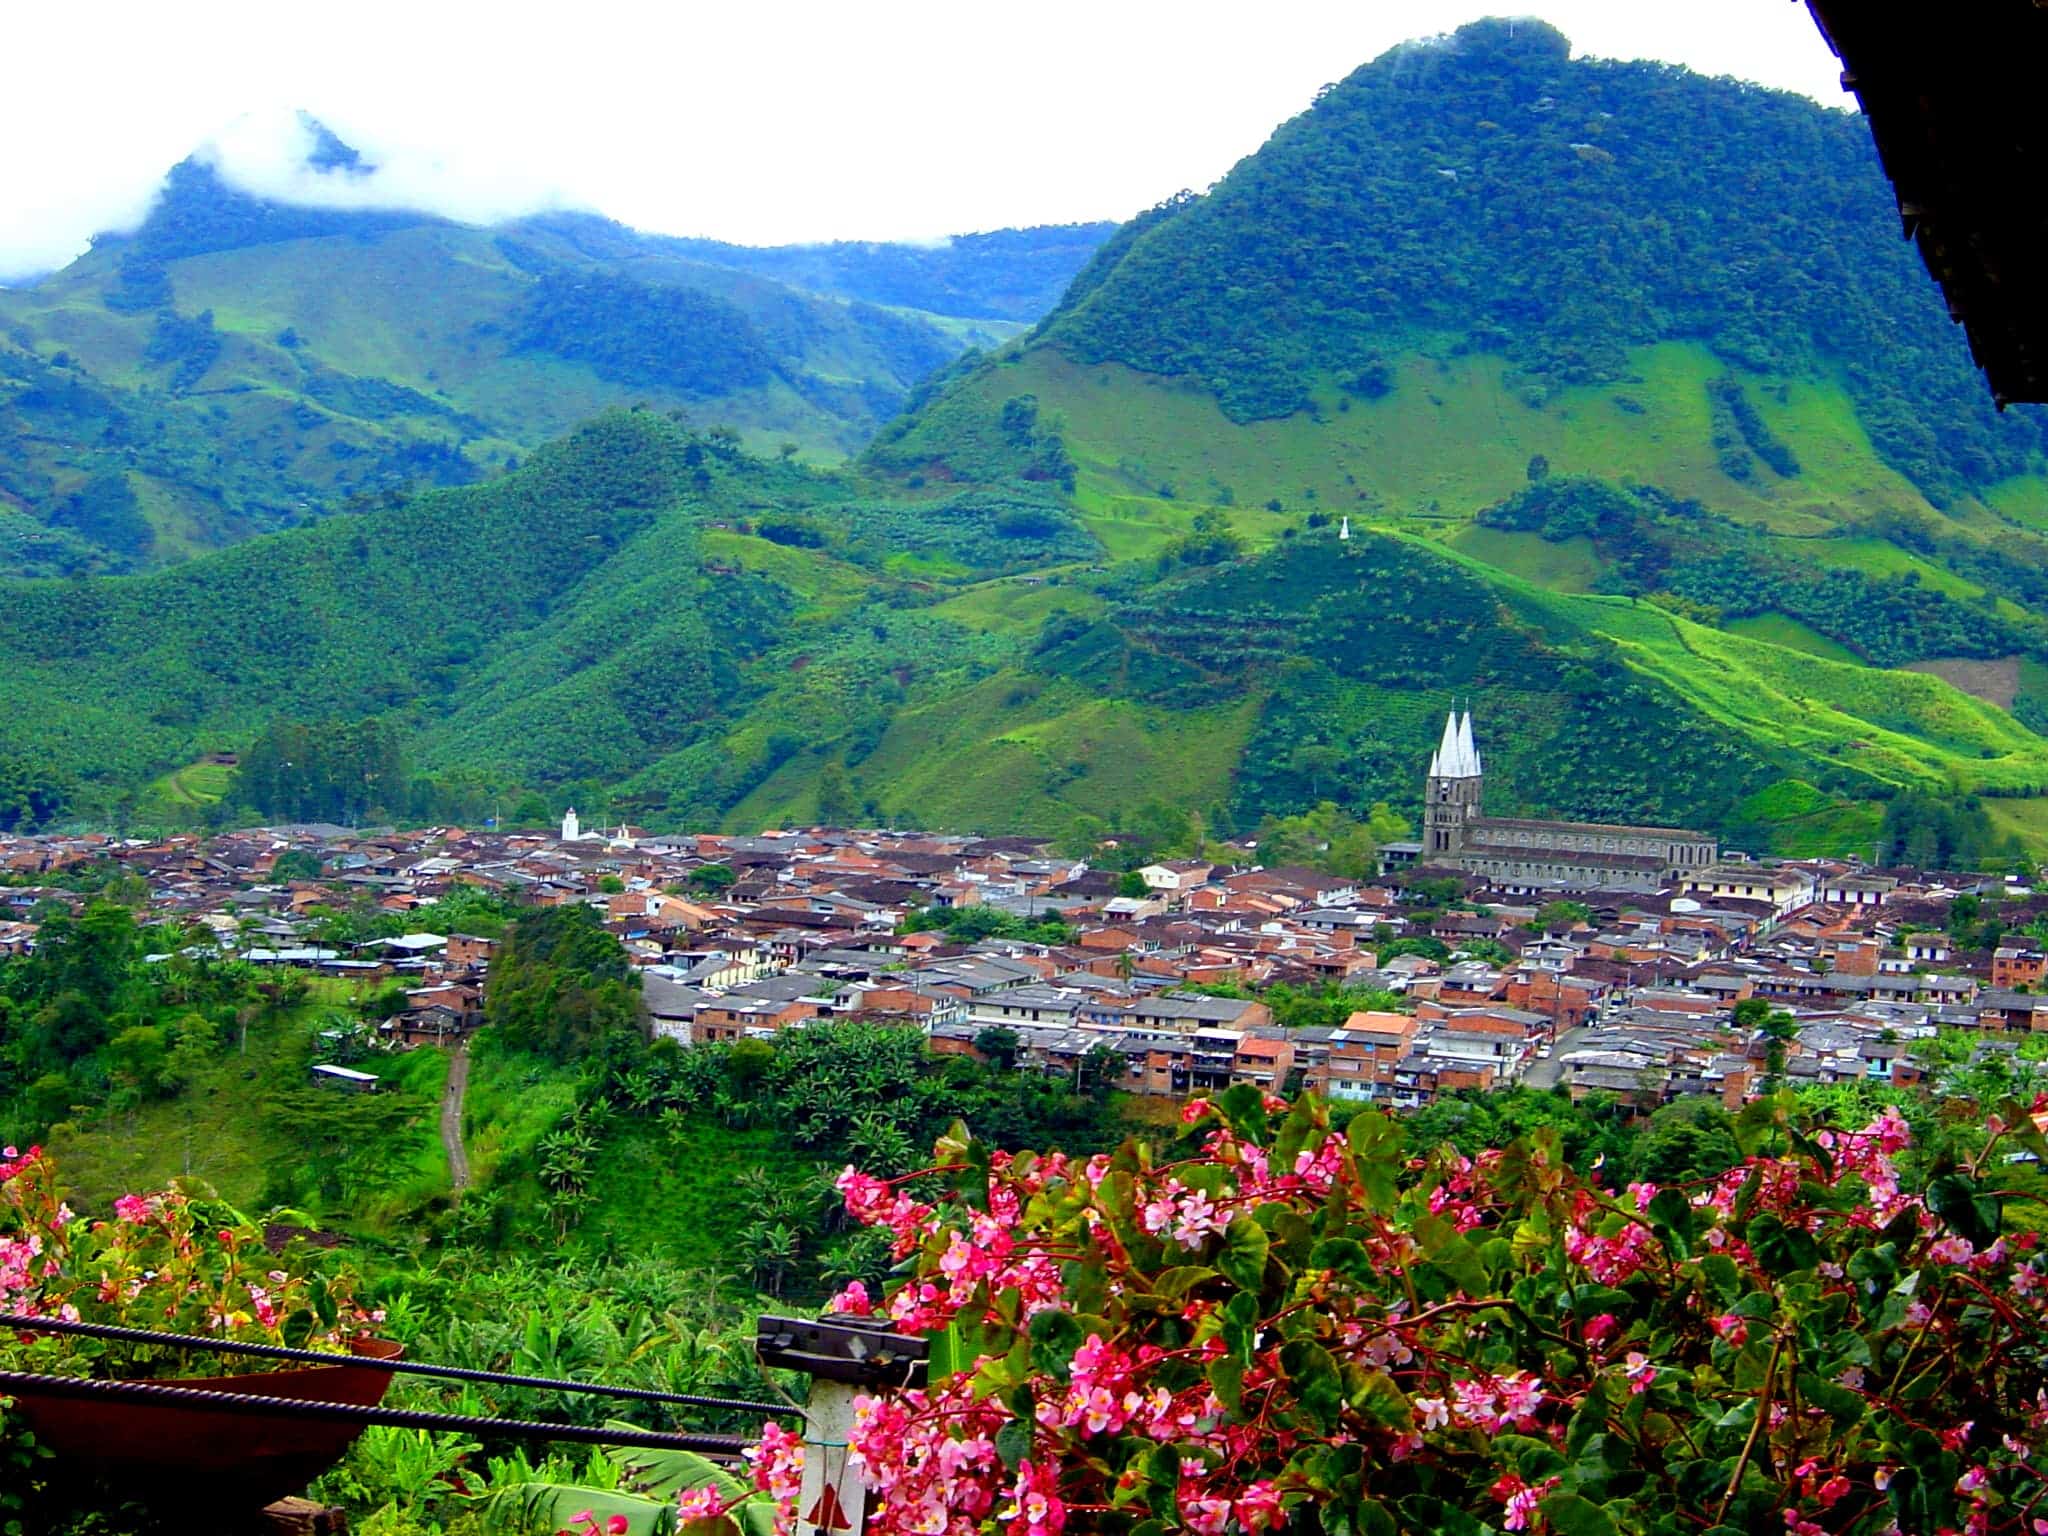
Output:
1458 711 1481 777
1435 710 1463 776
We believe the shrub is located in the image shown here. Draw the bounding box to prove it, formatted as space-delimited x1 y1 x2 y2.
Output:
711 1089 2048 1536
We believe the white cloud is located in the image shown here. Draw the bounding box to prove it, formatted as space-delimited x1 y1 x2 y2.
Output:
196 108 576 225
0 0 1850 283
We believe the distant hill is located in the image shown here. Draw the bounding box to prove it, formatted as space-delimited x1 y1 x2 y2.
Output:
3 410 2042 872
0 130 1110 573
854 19 2048 855
9 30 2048 865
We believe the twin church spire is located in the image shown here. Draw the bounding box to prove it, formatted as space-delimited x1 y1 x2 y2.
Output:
1426 708 1482 781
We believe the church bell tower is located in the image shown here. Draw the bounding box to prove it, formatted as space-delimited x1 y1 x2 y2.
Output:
1423 709 1483 858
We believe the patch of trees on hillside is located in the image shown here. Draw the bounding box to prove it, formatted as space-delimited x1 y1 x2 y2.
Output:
237 718 403 826
484 906 642 1064
512 270 776 398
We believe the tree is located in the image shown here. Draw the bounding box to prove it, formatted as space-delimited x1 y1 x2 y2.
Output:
1253 802 1388 878
1288 743 1347 799
1627 1099 1742 1184
1532 900 1591 931
1077 1042 1124 1099
270 850 323 883
1116 871 1151 899
687 863 737 894
484 906 644 1062
266 1086 425 1206
974 1026 1021 1072
815 763 857 827
26 902 139 1015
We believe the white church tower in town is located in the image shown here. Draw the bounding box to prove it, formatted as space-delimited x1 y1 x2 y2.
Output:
561 806 581 843
1422 709 1484 858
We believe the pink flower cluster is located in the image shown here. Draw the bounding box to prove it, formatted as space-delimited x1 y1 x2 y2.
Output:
1562 1198 1661 1283
748 1099 2048 1536
848 1375 1006 1536
1443 1371 1546 1432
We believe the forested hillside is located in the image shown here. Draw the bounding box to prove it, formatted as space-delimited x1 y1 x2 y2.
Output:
12 25 2048 858
0 132 1108 573
1027 19 2042 503
0 408 2041 865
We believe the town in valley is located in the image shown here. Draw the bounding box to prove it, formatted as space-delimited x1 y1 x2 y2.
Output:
19 714 2034 1121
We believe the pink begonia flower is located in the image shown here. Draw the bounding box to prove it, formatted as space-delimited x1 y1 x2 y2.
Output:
826 1279 874 1315
1623 1353 1656 1394
677 1485 729 1520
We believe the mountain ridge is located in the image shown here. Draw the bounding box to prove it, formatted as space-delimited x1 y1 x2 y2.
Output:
7 27 2048 864
0 129 1111 573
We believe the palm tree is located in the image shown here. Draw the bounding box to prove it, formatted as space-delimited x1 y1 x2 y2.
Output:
617 1069 659 1116
741 1221 801 1298
848 1112 915 1177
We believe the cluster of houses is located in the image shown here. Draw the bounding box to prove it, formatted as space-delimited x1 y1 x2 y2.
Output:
4 809 2045 1111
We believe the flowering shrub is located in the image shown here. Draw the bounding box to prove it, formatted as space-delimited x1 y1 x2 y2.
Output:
0 1146 374 1377
699 1086 2048 1536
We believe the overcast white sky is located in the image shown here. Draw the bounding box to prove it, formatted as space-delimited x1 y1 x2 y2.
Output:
0 0 1849 282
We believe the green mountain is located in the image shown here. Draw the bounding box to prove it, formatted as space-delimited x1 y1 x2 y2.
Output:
0 130 1109 573
11 24 2048 862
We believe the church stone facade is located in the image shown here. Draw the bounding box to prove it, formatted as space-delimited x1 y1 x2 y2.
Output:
1422 712 1716 891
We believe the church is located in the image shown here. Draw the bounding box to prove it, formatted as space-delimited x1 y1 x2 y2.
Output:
1420 711 1718 891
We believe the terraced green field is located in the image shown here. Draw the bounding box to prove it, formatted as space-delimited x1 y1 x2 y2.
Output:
1723 614 1864 664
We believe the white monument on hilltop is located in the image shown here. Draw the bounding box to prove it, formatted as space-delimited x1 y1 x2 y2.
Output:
561 807 581 842
1339 515 1352 542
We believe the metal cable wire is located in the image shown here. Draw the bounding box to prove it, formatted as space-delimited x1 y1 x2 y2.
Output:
0 1369 750 1456
0 1314 793 1418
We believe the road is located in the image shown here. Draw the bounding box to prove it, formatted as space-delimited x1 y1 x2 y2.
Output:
440 1040 472 1192
1521 1025 1592 1091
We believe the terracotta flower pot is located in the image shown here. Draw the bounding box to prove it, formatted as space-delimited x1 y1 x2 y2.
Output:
9 1337 403 1510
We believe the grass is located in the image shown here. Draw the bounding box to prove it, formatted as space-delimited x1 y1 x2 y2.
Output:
356 1045 452 1225
1444 525 1604 592
1731 778 1885 858
46 1026 299 1214
142 759 237 810
45 979 363 1215
1584 600 2048 794
959 341 1949 535
574 1117 824 1270
727 672 1262 835
1983 474 2048 532
1984 797 2048 848
1423 529 2048 801
928 579 1106 634
461 1031 580 1189
1723 613 1863 664
1769 534 1990 603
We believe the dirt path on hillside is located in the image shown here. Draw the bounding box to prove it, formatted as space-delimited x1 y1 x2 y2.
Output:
441 1041 472 1193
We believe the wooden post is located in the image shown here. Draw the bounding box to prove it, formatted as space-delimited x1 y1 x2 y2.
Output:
756 1315 929 1536
255 1497 348 1534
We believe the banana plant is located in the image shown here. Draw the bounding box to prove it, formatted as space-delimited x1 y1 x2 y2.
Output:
480 1435 774 1536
